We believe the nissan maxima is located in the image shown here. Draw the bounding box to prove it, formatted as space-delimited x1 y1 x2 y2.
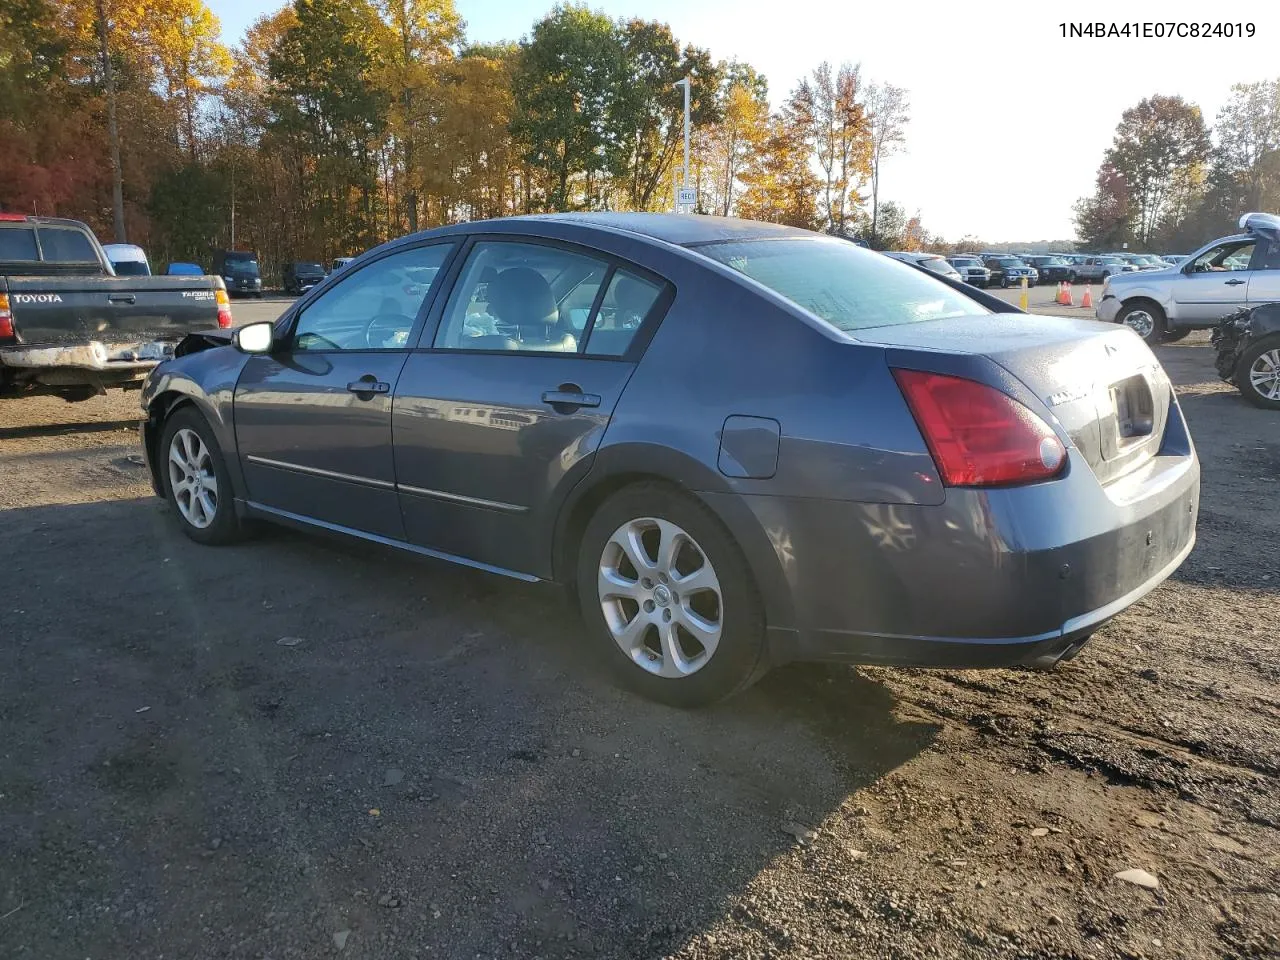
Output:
140 214 1200 707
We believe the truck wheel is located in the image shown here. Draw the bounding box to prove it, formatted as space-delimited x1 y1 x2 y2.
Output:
1117 300 1166 346
159 407 247 545
1236 336 1280 410
1000 276 1010 288
576 482 769 707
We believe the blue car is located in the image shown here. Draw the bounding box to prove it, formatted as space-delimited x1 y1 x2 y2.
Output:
139 214 1199 706
165 262 204 276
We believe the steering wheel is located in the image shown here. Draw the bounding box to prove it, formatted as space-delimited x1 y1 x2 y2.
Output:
364 313 415 349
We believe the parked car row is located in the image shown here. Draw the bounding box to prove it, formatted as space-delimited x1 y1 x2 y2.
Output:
92 243 362 297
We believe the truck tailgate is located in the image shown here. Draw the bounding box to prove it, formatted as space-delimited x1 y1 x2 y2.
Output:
3 275 224 345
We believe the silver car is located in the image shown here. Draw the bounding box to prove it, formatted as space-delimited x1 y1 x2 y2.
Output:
1096 213 1280 344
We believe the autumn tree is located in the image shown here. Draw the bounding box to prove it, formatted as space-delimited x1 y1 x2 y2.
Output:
702 65 769 216
512 5 630 210
375 0 462 230
737 104 819 229
147 0 232 162
1102 95 1210 245
1073 163 1131 249
864 81 909 245
613 20 719 211
793 61 869 234
1213 80 1280 210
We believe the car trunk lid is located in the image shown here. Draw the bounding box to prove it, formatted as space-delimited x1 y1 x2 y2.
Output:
858 313 1172 486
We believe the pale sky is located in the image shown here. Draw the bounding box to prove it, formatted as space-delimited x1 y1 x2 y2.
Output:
207 0 1280 241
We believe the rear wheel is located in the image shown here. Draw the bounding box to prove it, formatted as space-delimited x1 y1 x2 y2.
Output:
1236 336 1280 409
159 407 246 545
1117 300 1166 346
576 483 768 707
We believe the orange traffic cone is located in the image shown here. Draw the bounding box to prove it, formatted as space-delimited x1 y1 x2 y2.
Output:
1081 286 1093 309
1055 282 1067 305
1063 283 1075 307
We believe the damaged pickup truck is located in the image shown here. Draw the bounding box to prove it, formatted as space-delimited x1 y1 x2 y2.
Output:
0 214 232 401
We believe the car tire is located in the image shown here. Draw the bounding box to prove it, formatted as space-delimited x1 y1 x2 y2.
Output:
159 407 246 545
1000 276 1010 288
1117 299 1166 346
1235 335 1280 409
576 482 769 707
1067 271 1078 284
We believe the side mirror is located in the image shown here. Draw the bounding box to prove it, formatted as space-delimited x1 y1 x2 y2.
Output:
233 320 274 354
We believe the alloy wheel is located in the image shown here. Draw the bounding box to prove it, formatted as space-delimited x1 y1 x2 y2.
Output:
597 517 723 678
168 427 219 529
1249 347 1280 401
1123 309 1155 339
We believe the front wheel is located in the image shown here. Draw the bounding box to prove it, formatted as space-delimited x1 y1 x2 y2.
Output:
1117 300 1166 346
576 483 768 707
1000 276 1010 288
1236 336 1280 409
159 407 247 544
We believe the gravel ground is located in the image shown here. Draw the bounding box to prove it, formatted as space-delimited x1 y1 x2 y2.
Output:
1 331 1276 960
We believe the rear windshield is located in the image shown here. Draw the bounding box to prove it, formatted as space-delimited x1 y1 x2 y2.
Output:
111 260 150 276
699 237 988 332
39 227 98 262
0 227 39 261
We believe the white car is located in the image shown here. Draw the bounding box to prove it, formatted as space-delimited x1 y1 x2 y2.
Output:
1095 213 1280 344
102 243 151 276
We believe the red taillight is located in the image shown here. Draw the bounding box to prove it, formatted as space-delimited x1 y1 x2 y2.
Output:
215 288 233 328
0 293 12 338
892 369 1067 487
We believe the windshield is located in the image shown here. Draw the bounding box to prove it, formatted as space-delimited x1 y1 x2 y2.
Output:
698 237 988 333
951 258 978 267
224 255 260 276
294 262 324 273
995 258 1024 267
919 257 959 276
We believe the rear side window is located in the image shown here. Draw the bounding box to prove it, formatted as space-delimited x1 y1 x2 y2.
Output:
39 227 98 262
583 270 663 357
0 227 39 261
699 237 987 333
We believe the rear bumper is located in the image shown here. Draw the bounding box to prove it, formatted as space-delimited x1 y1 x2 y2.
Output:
722 410 1199 669
0 340 175 389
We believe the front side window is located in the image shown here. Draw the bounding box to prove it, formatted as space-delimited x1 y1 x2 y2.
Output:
292 243 453 351
1190 241 1254 273
433 241 609 352
38 227 97 262
700 237 987 333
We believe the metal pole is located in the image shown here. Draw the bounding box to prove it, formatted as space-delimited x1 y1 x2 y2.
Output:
682 76 691 193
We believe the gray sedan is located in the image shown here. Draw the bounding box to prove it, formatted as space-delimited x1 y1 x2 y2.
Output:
139 214 1200 706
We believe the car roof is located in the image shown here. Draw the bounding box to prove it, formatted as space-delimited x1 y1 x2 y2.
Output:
412 213 817 249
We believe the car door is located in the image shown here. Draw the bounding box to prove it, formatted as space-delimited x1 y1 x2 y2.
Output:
233 241 457 539
1172 238 1256 323
392 237 669 577
1245 237 1280 307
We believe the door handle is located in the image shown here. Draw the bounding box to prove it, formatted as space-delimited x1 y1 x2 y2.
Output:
1224 278 1246 286
347 376 390 396
542 385 601 411
108 294 137 303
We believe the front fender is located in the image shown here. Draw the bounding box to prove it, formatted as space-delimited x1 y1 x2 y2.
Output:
141 347 250 500
1111 282 1175 316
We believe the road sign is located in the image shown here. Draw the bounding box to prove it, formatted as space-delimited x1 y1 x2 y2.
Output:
677 187 696 207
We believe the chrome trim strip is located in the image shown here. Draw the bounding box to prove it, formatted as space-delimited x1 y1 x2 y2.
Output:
242 501 541 583
396 483 527 514
244 454 395 490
